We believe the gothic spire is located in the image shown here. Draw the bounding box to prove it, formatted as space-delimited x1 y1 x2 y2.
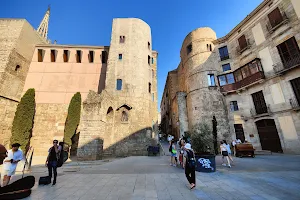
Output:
37 5 50 40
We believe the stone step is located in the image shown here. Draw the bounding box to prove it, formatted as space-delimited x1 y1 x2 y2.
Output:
255 150 272 155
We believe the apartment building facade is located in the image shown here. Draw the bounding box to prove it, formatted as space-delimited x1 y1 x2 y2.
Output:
161 0 300 153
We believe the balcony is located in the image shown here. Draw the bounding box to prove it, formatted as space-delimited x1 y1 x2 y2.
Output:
250 104 271 118
290 97 300 111
236 39 251 55
220 71 265 93
273 55 300 75
266 12 289 34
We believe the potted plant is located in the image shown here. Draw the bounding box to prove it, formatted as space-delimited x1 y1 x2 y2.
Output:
190 122 216 173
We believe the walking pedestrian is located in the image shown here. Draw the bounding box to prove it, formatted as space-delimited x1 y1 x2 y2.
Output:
2 143 23 186
45 140 62 185
169 140 177 167
183 143 196 189
220 141 231 168
223 140 234 163
232 139 237 156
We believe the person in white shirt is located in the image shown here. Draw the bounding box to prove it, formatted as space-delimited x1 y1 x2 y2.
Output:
220 141 231 168
2 143 23 186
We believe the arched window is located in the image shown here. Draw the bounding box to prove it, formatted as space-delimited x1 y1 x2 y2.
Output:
121 111 128 122
107 107 113 114
15 65 21 71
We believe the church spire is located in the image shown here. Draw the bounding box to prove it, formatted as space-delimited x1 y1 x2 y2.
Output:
37 5 50 40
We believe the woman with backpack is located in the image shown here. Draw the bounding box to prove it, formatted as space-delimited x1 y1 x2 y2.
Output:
183 143 196 190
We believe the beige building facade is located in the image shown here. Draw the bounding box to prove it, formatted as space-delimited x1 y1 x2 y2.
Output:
1 8 158 160
161 0 300 154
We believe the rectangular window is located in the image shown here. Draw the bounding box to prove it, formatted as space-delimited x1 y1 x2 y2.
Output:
230 101 239 111
120 36 125 43
102 51 107 64
187 44 192 55
63 50 69 62
207 74 215 86
277 37 300 66
50 50 56 62
149 83 151 93
226 73 235 84
241 66 251 78
89 51 94 63
148 42 150 50
238 35 247 50
117 79 122 90
234 69 243 82
218 73 235 86
152 57 154 64
268 7 283 28
76 50 82 63
219 46 229 61
251 91 268 114
218 75 227 86
249 61 260 74
148 56 151 65
290 77 300 106
119 54 122 60
38 49 44 62
222 63 231 72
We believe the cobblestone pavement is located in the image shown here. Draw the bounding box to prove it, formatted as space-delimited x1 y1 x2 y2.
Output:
21 144 300 200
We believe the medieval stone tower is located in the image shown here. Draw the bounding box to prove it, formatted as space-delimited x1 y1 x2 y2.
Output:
77 18 158 160
181 27 230 138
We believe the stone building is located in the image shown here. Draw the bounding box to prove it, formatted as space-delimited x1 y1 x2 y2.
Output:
1 7 158 160
161 0 300 154
0 7 49 147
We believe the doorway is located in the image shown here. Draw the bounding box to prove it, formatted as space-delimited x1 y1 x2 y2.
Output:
234 124 245 142
255 119 282 153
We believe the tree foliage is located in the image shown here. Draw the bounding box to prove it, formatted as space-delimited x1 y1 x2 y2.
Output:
191 122 215 155
64 92 81 146
10 88 35 152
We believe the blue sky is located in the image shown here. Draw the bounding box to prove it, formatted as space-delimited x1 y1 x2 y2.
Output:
1 0 262 110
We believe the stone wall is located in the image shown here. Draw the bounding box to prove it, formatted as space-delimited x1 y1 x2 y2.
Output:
0 19 45 148
0 97 18 148
30 103 69 156
77 91 154 160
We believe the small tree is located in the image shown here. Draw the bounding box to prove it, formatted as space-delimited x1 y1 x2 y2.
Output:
191 122 215 155
64 92 81 146
10 88 35 152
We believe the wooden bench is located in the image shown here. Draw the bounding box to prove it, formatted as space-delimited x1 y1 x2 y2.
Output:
235 143 255 158
147 145 160 156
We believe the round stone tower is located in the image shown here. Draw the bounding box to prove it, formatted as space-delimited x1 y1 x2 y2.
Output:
180 27 230 138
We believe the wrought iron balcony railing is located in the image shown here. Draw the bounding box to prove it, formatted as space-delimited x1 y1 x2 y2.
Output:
290 97 300 111
273 54 300 75
250 104 271 118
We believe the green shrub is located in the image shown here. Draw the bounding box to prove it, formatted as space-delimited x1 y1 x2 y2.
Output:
191 122 215 155
10 88 35 152
64 92 81 146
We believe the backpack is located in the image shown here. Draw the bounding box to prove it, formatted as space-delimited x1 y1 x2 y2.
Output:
186 150 196 168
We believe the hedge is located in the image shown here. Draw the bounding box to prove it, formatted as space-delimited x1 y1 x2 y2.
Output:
64 92 81 146
10 88 35 151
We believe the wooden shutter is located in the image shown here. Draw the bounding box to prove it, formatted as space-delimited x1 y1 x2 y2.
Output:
268 7 283 28
238 35 247 50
